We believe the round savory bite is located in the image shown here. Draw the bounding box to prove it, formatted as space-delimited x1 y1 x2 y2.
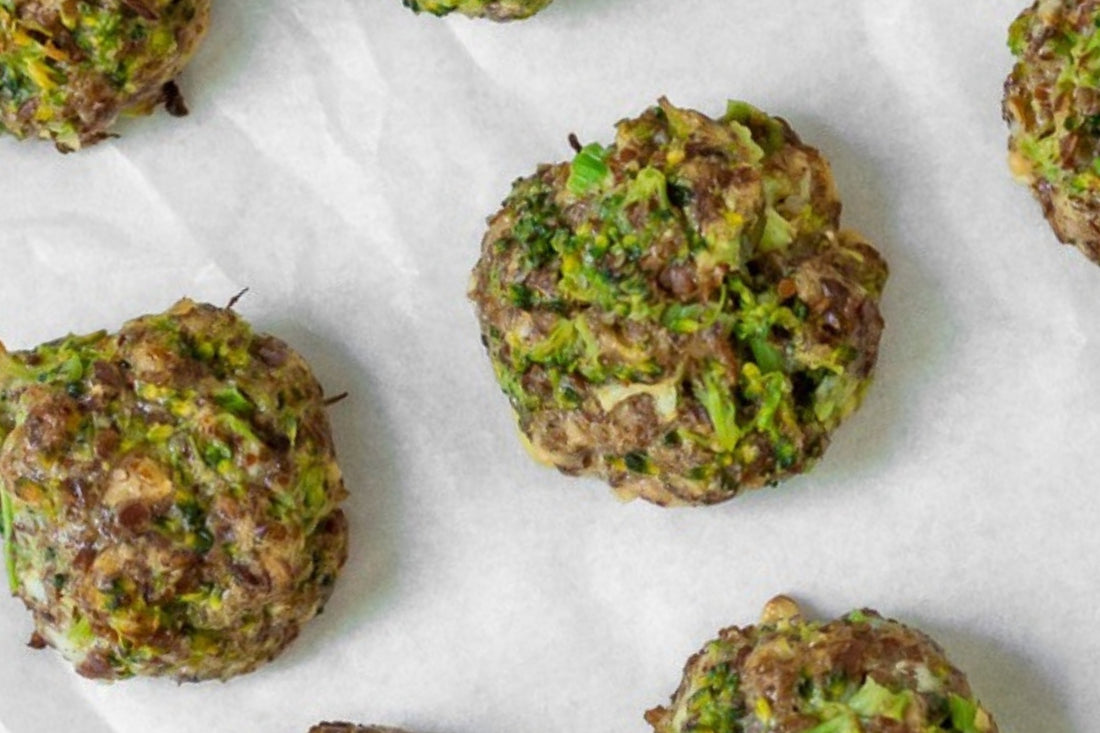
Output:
0 0 211 152
1004 0 1100 264
646 596 999 733
0 298 348 681
469 98 888 506
402 0 551 21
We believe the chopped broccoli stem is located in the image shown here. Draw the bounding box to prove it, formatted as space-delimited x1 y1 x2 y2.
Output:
1 480 16 591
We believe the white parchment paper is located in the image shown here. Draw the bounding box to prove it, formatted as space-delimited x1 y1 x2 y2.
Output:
0 1 1095 731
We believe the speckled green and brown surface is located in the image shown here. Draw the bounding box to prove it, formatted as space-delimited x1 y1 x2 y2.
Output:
647 597 999 733
401 0 551 21
1004 0 1100 263
0 299 348 681
0 0 210 151
470 99 888 506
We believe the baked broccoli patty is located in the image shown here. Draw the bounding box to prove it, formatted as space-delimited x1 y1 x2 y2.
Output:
470 99 888 506
0 0 210 151
402 0 551 21
647 597 999 733
1004 0 1100 264
0 299 348 681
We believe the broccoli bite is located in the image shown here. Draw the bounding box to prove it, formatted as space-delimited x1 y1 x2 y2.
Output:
0 0 210 151
0 299 348 681
1004 0 1100 264
402 0 551 21
469 98 887 506
647 596 999 733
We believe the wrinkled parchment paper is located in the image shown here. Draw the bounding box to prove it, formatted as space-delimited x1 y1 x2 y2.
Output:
0 1 1095 731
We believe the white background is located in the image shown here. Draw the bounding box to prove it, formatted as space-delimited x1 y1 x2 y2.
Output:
0 1 1095 731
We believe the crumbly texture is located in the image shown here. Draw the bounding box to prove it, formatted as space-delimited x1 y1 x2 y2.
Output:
646 597 999 733
0 299 348 681
0 0 210 151
402 0 551 21
1004 0 1100 264
470 98 888 506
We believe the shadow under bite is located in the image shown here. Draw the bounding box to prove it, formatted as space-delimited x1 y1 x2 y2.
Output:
913 618 1074 733
776 113 955 484
256 316 404 666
